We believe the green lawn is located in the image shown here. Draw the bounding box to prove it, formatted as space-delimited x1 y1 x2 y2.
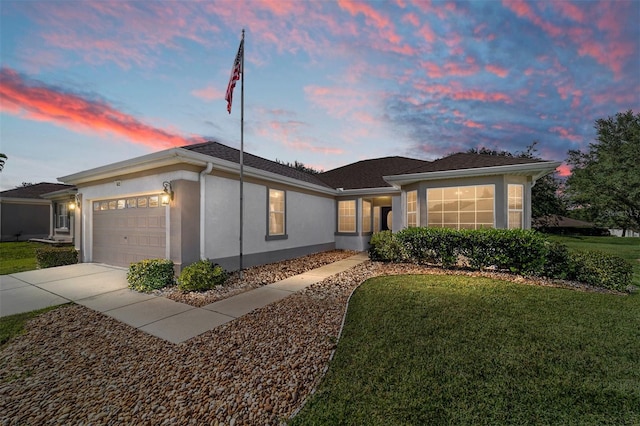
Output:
549 235 640 286
290 275 640 425
0 241 49 275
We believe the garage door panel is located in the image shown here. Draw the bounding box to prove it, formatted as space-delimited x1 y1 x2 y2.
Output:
92 196 166 267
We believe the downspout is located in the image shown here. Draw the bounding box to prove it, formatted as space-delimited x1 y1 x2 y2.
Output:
200 162 213 260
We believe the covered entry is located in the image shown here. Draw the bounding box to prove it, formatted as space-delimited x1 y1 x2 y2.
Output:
92 195 166 267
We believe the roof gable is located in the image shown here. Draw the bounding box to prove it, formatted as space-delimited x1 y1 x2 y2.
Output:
0 183 74 199
318 156 431 189
183 141 331 188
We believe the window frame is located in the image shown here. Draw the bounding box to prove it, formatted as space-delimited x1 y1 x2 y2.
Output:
427 184 495 230
406 190 418 228
266 188 287 241
337 199 358 235
507 184 524 229
55 202 69 230
362 199 372 234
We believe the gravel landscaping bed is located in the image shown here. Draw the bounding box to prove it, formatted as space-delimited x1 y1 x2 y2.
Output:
0 257 625 426
156 250 357 307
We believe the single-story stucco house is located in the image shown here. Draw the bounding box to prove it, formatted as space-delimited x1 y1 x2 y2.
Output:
58 141 560 271
0 182 77 242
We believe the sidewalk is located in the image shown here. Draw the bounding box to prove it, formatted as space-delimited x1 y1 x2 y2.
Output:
0 253 369 344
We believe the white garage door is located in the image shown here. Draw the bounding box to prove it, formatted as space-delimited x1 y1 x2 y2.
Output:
92 195 166 267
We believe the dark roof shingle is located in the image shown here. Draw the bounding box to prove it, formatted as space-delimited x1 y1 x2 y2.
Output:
317 157 431 189
0 183 74 199
183 141 331 188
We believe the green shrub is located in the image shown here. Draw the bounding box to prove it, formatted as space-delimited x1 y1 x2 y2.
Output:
35 246 78 268
177 260 228 292
127 258 175 293
541 241 573 280
569 250 633 292
396 227 460 268
368 231 406 262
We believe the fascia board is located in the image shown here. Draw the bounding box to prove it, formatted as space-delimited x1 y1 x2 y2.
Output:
58 147 336 195
41 188 77 199
336 187 400 197
383 161 562 187
0 197 51 205
57 148 203 185
209 156 336 195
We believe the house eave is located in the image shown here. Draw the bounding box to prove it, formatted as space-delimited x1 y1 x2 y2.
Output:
58 147 336 195
0 196 51 205
383 161 562 188
336 187 400 197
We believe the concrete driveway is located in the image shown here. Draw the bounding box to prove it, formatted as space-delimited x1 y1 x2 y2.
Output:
0 253 369 343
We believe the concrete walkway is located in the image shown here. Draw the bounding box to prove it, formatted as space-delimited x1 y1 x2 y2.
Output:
0 253 368 344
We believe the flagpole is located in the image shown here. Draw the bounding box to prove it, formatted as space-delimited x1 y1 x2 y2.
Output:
239 29 245 279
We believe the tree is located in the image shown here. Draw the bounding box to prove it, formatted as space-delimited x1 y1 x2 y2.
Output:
0 153 6 172
468 142 566 219
275 159 323 174
565 110 640 234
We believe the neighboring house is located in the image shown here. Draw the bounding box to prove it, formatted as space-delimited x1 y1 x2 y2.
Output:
0 183 76 242
58 141 560 271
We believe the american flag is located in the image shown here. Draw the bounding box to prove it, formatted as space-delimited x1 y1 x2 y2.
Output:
225 39 244 114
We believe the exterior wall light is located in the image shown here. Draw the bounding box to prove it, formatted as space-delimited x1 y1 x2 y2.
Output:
162 181 173 206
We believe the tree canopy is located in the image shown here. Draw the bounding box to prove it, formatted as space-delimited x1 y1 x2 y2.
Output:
565 110 640 232
0 153 6 172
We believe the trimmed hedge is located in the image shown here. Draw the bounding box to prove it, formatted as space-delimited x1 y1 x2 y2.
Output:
177 260 228 292
127 259 175 293
569 250 632 292
368 227 633 291
35 247 78 268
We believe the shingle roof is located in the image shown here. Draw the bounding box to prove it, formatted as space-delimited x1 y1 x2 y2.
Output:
0 183 74 199
404 152 548 174
182 141 332 188
317 157 431 189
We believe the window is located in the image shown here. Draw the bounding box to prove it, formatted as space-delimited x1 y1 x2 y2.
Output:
407 190 417 227
338 200 356 233
427 185 494 230
508 184 524 229
268 189 285 236
362 200 372 233
373 206 381 233
56 203 69 229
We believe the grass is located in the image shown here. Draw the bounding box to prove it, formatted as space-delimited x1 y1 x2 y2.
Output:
290 275 640 425
548 235 640 286
0 241 49 275
0 305 66 349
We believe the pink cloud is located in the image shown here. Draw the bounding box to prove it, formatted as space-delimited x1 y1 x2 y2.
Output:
557 164 571 177
414 81 513 104
549 126 582 142
502 0 563 37
0 67 202 149
191 86 224 102
402 12 420 27
485 64 509 78
550 1 586 23
462 119 485 129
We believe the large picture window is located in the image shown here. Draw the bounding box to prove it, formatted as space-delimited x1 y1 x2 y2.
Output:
362 200 372 233
268 189 285 236
508 184 524 229
338 200 356 233
407 190 417 227
427 185 494 230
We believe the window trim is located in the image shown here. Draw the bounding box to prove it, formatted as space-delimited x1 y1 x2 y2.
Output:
336 199 358 235
406 190 418 228
507 184 524 229
266 188 288 241
55 202 69 231
362 199 372 235
426 184 496 230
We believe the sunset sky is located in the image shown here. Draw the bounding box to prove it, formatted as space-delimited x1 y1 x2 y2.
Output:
1 0 638 190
